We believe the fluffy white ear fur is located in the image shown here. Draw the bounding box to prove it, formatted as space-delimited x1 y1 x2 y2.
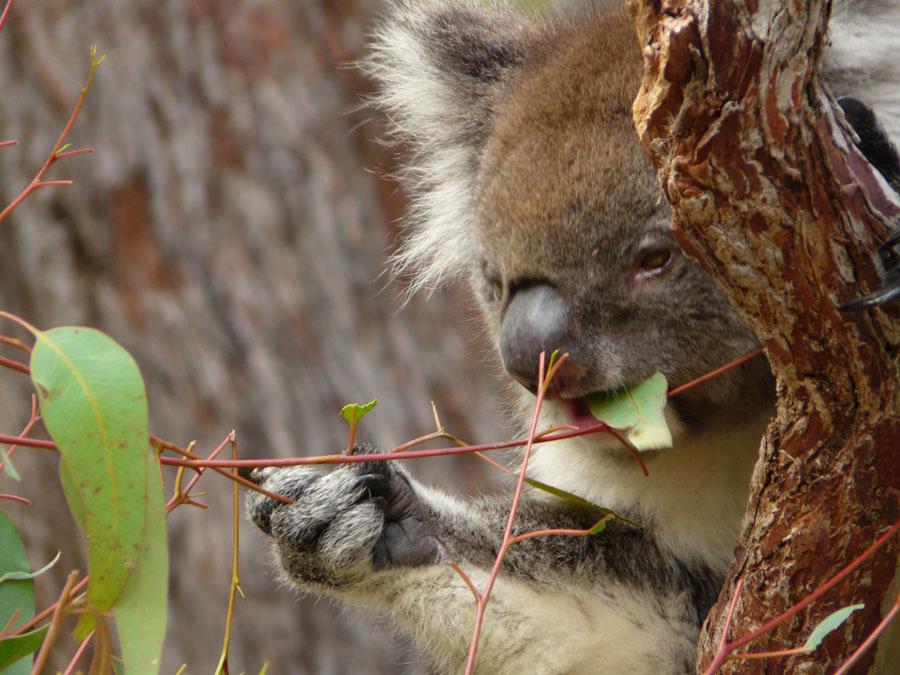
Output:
825 0 900 150
365 1 541 293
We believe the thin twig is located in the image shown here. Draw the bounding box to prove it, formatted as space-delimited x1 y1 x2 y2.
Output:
509 515 615 544
0 354 29 374
152 434 292 504
6 576 89 638
391 429 469 454
0 334 32 353
215 433 241 675
0 608 21 639
0 434 55 450
463 352 566 673
667 347 765 398
1 396 41 474
0 0 12 33
0 47 105 222
31 570 79 674
61 629 96 675
703 578 744 674
728 647 813 660
166 439 221 512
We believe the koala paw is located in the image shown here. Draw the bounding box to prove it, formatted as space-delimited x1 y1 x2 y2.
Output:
246 451 441 587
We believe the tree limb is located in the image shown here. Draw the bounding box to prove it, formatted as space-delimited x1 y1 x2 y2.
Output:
629 0 900 672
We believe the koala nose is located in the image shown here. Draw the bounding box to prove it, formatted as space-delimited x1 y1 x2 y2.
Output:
499 284 590 395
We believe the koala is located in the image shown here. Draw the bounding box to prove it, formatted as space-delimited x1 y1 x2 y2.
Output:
248 1 900 673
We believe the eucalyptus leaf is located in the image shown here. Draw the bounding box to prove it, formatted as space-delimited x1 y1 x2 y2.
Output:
0 446 20 481
0 626 48 671
115 449 168 675
0 552 60 584
0 511 35 675
803 604 865 650
340 399 378 425
30 327 151 613
523 477 641 528
585 372 672 451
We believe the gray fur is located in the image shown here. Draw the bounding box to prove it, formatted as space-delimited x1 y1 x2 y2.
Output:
249 1 900 672
825 0 900 150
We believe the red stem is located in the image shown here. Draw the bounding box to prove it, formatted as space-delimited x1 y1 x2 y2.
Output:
0 395 40 473
0 434 56 449
667 347 764 398
0 0 11 33
704 578 745 674
0 51 102 223
463 352 565 673
6 576 89 638
62 629 95 675
54 148 94 160
0 354 29 374
166 435 232 512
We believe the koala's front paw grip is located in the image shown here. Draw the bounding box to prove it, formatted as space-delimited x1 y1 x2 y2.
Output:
365 469 441 569
245 466 320 536
248 461 440 588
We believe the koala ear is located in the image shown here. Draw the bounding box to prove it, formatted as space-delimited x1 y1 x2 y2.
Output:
367 1 542 291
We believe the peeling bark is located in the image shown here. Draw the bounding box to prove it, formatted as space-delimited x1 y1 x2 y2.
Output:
629 0 900 673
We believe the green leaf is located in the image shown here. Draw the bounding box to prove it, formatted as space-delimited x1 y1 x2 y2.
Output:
585 372 672 451
29 326 150 612
340 399 377 425
0 552 60 583
0 445 20 481
523 477 642 529
0 511 35 675
114 449 168 675
584 515 614 535
0 626 49 671
803 604 865 650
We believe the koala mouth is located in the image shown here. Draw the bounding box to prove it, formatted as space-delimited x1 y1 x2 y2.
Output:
565 396 600 429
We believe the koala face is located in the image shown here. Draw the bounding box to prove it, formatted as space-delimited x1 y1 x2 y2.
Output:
465 18 770 432
370 3 774 436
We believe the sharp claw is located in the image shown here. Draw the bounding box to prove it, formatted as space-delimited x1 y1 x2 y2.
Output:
357 474 391 502
878 229 900 270
841 224 900 312
840 271 900 311
238 466 263 483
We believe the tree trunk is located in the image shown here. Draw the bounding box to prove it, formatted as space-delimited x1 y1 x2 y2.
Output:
629 0 900 673
0 1 499 672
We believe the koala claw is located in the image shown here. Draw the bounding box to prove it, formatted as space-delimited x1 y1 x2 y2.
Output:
247 457 441 587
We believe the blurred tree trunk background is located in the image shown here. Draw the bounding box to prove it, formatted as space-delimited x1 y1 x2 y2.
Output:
0 1 504 672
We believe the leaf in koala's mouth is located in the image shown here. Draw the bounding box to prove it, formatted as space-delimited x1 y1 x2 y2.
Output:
584 372 673 451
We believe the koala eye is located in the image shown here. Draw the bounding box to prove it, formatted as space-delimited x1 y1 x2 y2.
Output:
480 263 504 303
636 247 675 274
488 278 504 303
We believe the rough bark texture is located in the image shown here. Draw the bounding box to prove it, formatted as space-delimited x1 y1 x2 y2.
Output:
0 1 501 672
629 0 900 673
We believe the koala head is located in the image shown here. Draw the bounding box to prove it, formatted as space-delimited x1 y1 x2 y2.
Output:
369 1 774 435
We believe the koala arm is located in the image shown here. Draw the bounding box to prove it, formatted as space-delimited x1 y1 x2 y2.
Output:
247 452 716 674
